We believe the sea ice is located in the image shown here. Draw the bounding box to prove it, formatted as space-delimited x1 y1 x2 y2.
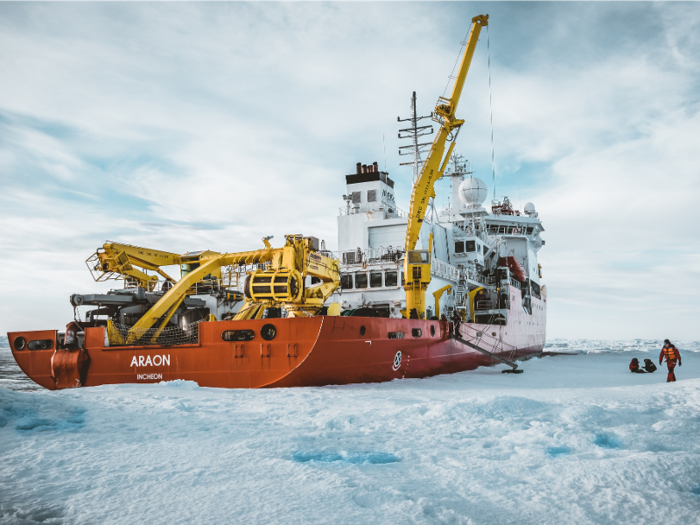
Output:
1 342 699 524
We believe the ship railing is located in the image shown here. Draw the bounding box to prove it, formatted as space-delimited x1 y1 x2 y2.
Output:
462 266 485 284
337 248 459 281
338 204 408 218
431 258 460 282
125 277 244 297
338 247 405 266
187 279 243 297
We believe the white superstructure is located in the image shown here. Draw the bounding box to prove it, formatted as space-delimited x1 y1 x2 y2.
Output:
332 159 546 328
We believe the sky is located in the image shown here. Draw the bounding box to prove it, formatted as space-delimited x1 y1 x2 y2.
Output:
1 2 698 339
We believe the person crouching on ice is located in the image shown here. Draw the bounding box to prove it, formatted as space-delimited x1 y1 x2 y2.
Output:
629 358 646 373
643 359 657 373
659 339 682 382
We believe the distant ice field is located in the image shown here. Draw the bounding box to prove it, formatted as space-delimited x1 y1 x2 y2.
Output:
1 341 699 524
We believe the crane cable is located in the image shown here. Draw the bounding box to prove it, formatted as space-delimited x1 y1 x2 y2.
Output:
487 23 497 202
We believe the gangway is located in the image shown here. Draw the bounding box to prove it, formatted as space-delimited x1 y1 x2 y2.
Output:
449 324 524 373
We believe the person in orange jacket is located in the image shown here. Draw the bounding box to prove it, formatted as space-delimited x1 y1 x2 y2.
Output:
629 358 646 373
659 339 682 382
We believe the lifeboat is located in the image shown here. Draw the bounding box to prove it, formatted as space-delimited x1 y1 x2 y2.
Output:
497 256 527 282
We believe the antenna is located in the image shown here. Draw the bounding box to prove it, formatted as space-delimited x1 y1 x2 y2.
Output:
397 91 434 183
383 133 387 171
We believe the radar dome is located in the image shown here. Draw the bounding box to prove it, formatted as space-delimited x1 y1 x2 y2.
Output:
524 202 537 216
458 177 488 207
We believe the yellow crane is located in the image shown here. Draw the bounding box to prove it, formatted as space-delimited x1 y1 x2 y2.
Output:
233 235 340 321
117 235 339 344
432 284 453 319
86 242 181 291
403 14 488 319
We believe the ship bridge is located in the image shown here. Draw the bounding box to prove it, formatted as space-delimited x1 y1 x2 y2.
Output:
335 162 459 319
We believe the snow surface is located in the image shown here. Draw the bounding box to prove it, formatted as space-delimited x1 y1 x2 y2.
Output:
1 341 700 525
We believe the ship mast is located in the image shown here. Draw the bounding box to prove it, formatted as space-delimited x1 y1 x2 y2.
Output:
398 92 433 184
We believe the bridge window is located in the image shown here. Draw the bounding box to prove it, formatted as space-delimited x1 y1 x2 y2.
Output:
466 241 476 252
385 271 397 287
340 274 353 289
454 241 464 254
367 190 377 202
370 272 382 288
355 273 368 288
351 191 361 204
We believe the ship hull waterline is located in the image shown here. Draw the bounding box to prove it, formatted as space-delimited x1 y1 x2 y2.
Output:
8 316 545 391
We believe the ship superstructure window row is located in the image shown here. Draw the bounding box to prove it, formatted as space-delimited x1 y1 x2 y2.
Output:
340 270 401 290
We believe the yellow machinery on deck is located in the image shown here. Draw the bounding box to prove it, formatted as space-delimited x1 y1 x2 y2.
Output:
86 236 340 344
86 242 180 291
403 14 488 319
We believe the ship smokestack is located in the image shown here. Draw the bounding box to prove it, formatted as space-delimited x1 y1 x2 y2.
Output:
373 161 379 172
362 164 368 174
356 162 362 175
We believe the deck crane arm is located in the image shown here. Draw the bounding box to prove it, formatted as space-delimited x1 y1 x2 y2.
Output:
86 242 180 291
124 246 275 343
123 235 340 342
403 14 488 319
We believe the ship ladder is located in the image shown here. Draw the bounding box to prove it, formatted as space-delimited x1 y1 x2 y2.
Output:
451 330 523 374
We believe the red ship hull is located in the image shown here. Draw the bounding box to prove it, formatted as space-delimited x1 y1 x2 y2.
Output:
8 299 546 391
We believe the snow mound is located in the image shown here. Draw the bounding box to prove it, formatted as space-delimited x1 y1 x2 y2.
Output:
2 348 700 524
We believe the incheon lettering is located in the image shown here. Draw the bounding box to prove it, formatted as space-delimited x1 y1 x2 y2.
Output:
136 373 163 381
130 354 170 367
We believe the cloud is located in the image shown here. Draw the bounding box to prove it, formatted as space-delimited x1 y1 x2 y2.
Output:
0 2 698 338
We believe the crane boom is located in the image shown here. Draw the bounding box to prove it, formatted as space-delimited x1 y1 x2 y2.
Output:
122 235 340 343
404 14 488 251
86 242 180 291
403 14 488 319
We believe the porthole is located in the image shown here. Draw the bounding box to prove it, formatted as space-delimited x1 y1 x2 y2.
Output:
13 336 26 351
359 325 366 336
261 324 277 341
28 339 53 350
412 328 422 338
222 330 255 342
430 325 435 337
